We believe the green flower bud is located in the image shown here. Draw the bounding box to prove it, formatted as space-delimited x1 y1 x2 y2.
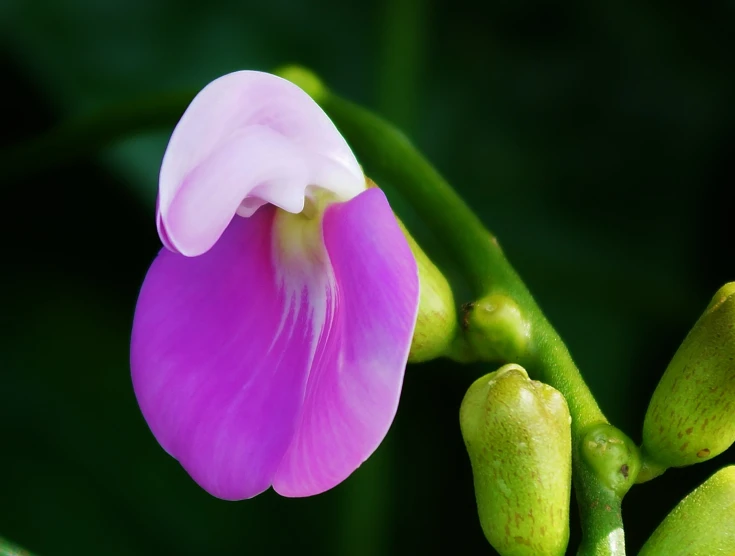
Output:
394 212 457 364
460 364 572 556
580 424 640 497
639 466 735 556
642 283 735 469
407 240 458 363
274 65 328 102
463 294 531 362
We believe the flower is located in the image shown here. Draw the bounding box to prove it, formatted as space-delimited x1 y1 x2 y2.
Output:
130 71 419 501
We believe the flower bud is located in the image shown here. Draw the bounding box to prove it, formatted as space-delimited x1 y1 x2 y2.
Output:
274 65 328 102
642 283 735 468
460 364 572 556
373 202 455 364
463 294 531 362
639 466 735 556
580 424 640 497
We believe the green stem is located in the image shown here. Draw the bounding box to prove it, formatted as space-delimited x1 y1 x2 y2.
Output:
522 319 605 432
574 464 626 556
636 447 668 484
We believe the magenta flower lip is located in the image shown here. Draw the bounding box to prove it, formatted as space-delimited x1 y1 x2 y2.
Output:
131 71 419 500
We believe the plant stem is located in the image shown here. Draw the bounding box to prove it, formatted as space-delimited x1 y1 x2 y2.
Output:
574 464 626 556
636 448 668 484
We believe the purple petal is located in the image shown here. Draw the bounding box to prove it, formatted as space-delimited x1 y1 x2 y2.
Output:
133 188 418 500
273 188 419 496
132 207 319 500
158 71 364 257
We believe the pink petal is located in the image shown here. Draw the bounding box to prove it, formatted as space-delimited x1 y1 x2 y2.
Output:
273 188 419 496
158 71 364 257
133 188 418 500
131 207 318 500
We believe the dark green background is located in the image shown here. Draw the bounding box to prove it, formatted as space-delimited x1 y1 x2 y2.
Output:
1 1 734 554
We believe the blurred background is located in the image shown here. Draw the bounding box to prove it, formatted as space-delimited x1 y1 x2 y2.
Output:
1 0 733 554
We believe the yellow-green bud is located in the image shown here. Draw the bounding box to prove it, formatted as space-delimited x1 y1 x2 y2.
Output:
642 283 735 469
639 466 735 556
460 364 572 556
463 294 531 362
274 65 328 102
397 220 458 364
